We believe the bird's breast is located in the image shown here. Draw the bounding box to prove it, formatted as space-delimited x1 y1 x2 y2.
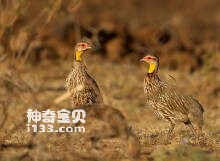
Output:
74 84 85 92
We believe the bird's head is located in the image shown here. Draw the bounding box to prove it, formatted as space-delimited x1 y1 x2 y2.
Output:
74 42 92 61
140 55 159 74
75 42 92 52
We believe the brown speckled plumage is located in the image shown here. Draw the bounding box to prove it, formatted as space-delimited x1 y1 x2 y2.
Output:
65 42 103 107
142 55 204 138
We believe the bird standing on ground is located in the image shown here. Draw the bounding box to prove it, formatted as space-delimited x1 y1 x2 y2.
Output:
65 42 103 107
141 55 204 139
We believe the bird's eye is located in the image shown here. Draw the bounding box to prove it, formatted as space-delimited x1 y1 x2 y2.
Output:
148 57 152 60
82 44 85 47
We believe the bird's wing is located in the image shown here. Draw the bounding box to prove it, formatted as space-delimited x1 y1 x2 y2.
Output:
165 84 204 113
86 73 103 103
157 86 190 121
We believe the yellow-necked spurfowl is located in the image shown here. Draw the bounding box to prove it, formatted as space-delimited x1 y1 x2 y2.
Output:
65 42 103 107
141 55 204 139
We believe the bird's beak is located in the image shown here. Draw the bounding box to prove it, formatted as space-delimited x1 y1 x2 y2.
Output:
83 45 92 51
85 46 92 51
140 58 146 62
86 44 92 49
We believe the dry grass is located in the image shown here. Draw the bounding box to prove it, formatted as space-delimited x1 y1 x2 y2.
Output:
0 55 219 161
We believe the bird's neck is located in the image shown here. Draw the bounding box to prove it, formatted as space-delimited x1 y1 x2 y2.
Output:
75 51 83 62
145 73 160 84
72 59 87 71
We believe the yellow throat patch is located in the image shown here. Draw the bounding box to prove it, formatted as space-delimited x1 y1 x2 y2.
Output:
148 63 156 73
75 51 83 61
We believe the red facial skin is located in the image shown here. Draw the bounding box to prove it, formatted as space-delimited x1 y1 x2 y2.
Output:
76 42 92 52
140 55 158 63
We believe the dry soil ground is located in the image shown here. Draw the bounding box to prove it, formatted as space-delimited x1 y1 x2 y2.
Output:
0 55 219 161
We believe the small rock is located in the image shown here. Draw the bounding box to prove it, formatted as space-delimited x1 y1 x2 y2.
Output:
180 137 189 145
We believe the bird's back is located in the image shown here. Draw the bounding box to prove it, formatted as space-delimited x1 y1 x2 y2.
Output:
144 75 204 124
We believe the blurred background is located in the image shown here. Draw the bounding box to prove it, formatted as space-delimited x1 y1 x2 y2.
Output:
0 0 220 70
0 0 219 161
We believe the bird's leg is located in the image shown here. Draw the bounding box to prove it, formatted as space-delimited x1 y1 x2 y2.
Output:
188 124 197 136
167 123 175 138
196 127 203 138
184 121 196 137
184 120 202 144
166 122 175 144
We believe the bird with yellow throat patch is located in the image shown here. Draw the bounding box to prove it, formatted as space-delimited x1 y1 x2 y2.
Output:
141 55 204 141
65 42 103 107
